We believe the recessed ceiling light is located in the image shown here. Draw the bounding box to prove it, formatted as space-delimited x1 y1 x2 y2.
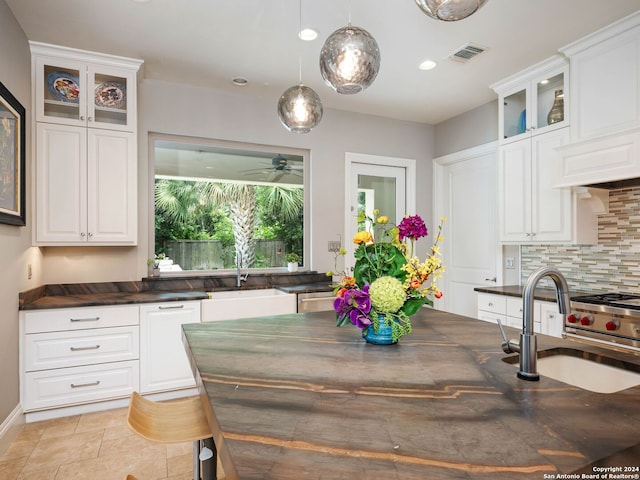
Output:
418 59 437 71
232 77 249 86
299 28 319 41
131 0 151 3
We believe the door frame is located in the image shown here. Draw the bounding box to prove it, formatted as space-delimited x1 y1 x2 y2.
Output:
433 141 502 313
344 152 417 269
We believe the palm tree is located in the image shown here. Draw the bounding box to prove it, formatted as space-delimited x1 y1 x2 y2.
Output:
155 179 303 269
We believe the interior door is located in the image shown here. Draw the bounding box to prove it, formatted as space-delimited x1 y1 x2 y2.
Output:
345 154 415 271
434 143 501 317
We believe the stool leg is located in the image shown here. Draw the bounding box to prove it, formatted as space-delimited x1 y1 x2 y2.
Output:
202 437 216 480
193 440 201 480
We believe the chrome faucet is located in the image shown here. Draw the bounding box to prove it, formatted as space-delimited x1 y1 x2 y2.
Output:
236 251 248 288
498 266 571 381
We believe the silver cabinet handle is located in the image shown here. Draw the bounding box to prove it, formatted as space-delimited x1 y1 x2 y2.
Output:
70 316 100 322
484 277 497 282
70 380 100 388
70 345 100 351
159 304 184 310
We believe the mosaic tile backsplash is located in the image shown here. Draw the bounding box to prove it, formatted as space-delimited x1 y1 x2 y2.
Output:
521 186 640 294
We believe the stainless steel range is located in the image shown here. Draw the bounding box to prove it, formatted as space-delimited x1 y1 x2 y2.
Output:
567 293 640 351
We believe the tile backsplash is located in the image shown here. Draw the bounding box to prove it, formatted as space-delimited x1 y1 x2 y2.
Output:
521 186 640 294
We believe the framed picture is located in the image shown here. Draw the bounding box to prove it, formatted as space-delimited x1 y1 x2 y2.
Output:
0 82 26 226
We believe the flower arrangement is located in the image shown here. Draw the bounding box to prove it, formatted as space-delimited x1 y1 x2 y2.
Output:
329 210 445 343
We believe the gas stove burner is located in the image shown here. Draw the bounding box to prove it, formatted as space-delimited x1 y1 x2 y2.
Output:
570 293 640 305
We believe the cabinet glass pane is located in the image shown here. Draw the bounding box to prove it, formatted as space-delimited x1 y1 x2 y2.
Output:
93 72 128 126
536 72 564 129
43 64 81 121
503 89 526 140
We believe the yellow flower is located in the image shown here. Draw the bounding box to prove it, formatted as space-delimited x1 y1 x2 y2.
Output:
376 215 389 224
353 231 374 245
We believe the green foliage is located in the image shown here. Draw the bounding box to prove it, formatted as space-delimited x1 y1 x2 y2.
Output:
353 243 407 286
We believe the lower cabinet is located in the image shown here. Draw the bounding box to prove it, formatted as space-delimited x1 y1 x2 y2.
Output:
21 305 140 413
476 293 561 337
139 301 201 394
21 301 201 419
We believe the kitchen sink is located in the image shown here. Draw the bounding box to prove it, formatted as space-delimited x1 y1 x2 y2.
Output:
503 348 640 393
201 288 297 321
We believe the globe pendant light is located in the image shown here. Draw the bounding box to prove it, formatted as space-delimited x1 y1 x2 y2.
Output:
319 24 380 94
277 0 323 133
277 84 323 133
415 0 488 21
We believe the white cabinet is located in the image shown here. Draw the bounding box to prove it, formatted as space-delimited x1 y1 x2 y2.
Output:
30 42 142 246
555 12 640 187
498 127 596 243
477 293 562 338
491 55 568 145
32 42 139 132
139 301 201 394
21 305 140 413
560 12 640 142
35 124 136 244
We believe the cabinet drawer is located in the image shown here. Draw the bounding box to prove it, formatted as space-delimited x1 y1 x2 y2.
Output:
24 326 139 371
477 294 507 314
23 360 139 411
506 297 524 319
24 305 139 334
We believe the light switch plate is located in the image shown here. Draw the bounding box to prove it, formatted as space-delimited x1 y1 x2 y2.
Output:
328 241 341 252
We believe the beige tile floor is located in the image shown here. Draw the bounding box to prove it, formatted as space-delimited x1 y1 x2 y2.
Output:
0 405 223 480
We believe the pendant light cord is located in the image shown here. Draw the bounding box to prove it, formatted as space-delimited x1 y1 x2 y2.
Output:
298 0 303 83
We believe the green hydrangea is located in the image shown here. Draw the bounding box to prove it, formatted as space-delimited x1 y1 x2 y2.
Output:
369 276 405 313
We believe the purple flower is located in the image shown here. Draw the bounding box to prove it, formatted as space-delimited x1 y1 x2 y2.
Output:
398 215 428 242
334 285 372 329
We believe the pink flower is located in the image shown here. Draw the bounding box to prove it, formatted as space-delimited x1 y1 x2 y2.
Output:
398 215 428 242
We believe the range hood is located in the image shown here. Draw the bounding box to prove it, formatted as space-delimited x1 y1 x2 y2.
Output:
554 127 640 189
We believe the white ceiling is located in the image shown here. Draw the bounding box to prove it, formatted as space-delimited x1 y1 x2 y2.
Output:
6 0 640 125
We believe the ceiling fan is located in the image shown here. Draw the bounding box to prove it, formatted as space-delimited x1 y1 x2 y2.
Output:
242 154 303 180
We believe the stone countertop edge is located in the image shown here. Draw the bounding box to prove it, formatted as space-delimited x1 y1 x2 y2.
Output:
474 284 592 303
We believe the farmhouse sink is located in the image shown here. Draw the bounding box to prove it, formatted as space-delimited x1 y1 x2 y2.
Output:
201 288 297 322
503 348 640 394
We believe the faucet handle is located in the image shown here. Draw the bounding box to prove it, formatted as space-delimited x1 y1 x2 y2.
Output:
497 319 519 354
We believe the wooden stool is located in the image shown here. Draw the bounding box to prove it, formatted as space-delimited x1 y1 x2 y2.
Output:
127 391 216 480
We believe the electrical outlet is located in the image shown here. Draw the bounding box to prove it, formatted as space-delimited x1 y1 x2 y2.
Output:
328 241 341 252
505 257 515 269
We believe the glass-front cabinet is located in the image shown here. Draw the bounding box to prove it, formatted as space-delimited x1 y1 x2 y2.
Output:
492 55 568 144
33 46 138 132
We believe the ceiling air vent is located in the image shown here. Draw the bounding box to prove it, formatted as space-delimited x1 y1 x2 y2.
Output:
450 43 487 63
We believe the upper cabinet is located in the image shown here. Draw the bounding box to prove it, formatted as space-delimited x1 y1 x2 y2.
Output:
31 42 143 246
492 55 569 145
560 11 640 142
32 43 140 132
554 11 640 188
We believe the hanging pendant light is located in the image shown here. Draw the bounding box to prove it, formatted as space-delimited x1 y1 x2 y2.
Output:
319 23 380 94
277 85 323 133
278 0 323 133
415 0 488 21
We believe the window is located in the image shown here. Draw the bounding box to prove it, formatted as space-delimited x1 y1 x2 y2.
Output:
151 134 308 274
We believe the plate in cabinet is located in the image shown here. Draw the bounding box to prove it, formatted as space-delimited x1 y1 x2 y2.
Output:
95 81 126 109
46 71 80 103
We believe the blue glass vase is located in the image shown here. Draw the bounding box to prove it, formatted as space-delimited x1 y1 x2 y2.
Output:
363 315 397 345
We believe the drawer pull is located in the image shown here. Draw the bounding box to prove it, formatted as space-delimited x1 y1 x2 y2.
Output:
158 304 184 310
70 344 101 352
70 316 100 322
70 380 101 388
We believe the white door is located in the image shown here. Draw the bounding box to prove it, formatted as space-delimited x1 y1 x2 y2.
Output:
434 143 501 317
345 153 416 271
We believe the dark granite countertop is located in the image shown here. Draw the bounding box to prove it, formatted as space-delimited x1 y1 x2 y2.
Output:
182 309 640 480
473 285 594 303
19 273 332 310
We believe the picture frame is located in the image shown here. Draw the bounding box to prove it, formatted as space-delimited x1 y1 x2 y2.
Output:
0 81 26 226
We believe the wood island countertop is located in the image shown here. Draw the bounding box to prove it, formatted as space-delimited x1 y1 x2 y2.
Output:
182 309 640 480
